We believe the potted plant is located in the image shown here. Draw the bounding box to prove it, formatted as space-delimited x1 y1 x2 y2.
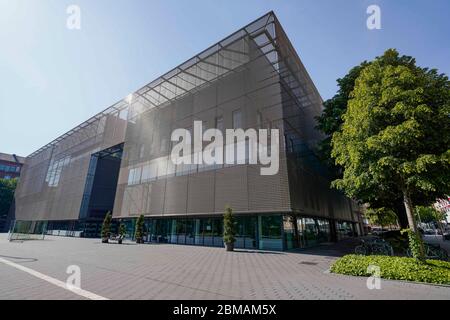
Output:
118 223 126 244
135 214 145 244
223 206 236 251
101 212 112 243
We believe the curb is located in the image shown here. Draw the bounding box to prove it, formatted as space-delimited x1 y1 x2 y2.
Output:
327 269 450 289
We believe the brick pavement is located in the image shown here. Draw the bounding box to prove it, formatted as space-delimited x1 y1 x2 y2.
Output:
0 233 449 300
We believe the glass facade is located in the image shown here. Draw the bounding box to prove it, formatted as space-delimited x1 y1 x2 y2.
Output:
34 214 359 250
145 215 279 250
259 215 283 250
283 216 346 249
0 164 21 173
336 221 355 240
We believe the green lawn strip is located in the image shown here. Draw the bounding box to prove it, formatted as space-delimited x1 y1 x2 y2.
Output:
330 255 450 285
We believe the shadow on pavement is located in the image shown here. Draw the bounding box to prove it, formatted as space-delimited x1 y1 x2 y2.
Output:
288 238 361 258
0 254 38 263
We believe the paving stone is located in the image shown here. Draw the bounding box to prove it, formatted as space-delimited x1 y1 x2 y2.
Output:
0 234 449 300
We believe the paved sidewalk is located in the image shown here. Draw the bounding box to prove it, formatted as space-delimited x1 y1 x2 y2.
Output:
0 234 449 300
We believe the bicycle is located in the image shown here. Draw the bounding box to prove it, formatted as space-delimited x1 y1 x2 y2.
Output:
406 243 449 261
355 238 394 256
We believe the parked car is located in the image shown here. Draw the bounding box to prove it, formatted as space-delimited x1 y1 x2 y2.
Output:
371 227 383 236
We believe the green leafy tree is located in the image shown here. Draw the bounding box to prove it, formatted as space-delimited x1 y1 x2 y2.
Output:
364 207 398 229
331 49 450 239
316 51 446 228
223 206 236 248
101 212 112 243
316 62 369 178
415 205 446 235
0 178 17 222
415 206 446 224
401 229 425 261
135 214 145 243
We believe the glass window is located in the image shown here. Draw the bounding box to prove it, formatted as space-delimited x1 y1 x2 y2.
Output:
134 167 142 184
202 218 214 246
141 163 157 183
45 155 70 187
317 219 330 243
141 165 150 182
157 157 168 179
235 216 257 249
261 215 282 239
337 221 355 240
119 108 129 120
283 216 298 250
185 219 195 245
194 219 202 245
128 167 142 185
128 168 135 185
212 218 223 247
259 215 282 250
176 219 186 244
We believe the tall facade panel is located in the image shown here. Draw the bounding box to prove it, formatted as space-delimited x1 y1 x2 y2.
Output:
187 171 215 215
113 24 291 219
214 166 249 213
15 112 128 221
164 176 189 215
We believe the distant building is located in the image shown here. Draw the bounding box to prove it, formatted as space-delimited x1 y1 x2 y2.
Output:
435 197 450 224
0 152 25 231
0 153 25 180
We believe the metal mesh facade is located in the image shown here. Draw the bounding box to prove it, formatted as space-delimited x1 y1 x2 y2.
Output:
14 12 360 226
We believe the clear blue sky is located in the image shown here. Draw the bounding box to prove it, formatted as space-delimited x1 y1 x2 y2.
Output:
1 0 449 156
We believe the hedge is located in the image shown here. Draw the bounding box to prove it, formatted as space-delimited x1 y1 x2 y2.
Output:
330 255 450 285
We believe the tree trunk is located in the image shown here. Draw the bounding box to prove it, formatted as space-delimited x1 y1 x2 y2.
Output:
403 190 426 261
395 201 409 229
403 190 418 232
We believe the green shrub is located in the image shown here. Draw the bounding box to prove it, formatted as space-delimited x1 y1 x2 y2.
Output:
223 206 236 244
119 223 126 238
381 231 409 254
101 212 112 242
401 228 425 261
331 255 450 285
135 215 145 243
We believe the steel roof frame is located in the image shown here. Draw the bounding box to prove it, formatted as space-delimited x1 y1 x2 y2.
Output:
29 11 320 159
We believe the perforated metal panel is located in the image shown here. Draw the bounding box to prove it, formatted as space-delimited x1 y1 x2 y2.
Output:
14 12 361 224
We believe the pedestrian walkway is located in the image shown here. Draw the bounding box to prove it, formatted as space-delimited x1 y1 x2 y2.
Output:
0 234 449 300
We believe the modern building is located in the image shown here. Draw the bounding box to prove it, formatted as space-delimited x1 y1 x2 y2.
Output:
13 12 364 250
0 152 25 180
435 197 450 224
